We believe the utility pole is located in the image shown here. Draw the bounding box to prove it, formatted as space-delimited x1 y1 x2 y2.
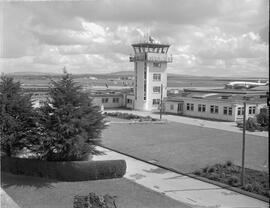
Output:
241 101 247 186
160 84 163 120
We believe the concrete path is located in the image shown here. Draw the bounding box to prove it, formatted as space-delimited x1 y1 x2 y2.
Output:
105 109 268 138
94 146 268 208
1 187 21 208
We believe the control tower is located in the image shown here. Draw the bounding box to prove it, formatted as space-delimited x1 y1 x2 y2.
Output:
130 37 172 111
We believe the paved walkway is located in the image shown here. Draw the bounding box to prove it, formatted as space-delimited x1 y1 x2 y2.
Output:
105 109 268 137
94 146 268 208
1 187 20 208
1 146 268 207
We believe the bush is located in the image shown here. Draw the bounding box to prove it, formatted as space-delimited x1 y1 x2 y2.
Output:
207 166 216 173
194 170 201 176
256 108 269 128
106 112 156 122
245 117 258 132
1 156 126 181
227 175 240 186
202 166 209 173
243 183 253 192
225 160 232 167
208 173 219 181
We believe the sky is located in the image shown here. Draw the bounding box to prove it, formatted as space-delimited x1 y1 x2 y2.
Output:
0 0 269 77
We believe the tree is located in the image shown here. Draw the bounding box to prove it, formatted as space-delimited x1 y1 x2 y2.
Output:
0 76 38 156
38 73 106 161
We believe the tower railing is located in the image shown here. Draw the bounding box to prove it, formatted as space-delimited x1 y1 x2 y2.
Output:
129 54 173 63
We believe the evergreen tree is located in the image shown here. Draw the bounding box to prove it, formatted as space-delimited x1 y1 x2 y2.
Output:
38 73 106 161
0 76 38 156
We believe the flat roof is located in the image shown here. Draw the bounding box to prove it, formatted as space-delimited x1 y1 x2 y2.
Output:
167 92 267 104
183 87 268 95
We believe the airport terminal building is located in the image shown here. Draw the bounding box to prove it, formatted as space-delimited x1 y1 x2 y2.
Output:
26 38 268 122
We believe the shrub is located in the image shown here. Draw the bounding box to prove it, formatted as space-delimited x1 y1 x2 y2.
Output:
207 166 216 173
194 170 201 176
225 160 232 167
202 166 209 173
243 183 253 192
227 175 240 186
208 173 219 181
245 117 258 132
256 108 269 128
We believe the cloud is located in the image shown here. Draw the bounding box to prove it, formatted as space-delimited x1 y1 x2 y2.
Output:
0 0 268 77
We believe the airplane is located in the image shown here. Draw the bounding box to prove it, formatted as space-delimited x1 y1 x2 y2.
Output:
225 80 269 89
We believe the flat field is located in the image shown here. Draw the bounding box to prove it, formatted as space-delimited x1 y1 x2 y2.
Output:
101 121 268 173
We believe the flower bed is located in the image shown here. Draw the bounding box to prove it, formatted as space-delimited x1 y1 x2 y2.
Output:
193 161 269 198
104 112 157 122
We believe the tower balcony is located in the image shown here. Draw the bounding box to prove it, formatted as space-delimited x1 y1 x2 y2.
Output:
130 53 173 63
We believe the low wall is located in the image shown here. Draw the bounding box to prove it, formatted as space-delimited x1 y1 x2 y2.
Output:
1 157 126 181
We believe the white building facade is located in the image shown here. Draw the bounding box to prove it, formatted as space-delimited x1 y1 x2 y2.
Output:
165 93 267 122
129 40 172 111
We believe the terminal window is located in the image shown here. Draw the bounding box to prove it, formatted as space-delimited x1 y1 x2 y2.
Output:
152 99 160 105
248 106 256 114
153 74 161 81
198 104 206 112
187 103 194 111
210 105 219 114
224 107 233 115
102 98 109 103
237 107 244 115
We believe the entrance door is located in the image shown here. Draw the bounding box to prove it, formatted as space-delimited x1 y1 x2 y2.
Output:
177 103 183 114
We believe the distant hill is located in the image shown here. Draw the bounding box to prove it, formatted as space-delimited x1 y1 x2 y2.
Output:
105 71 134 76
7 72 60 76
5 71 267 81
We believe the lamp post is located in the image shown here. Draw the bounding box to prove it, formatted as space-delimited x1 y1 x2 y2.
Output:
241 99 247 186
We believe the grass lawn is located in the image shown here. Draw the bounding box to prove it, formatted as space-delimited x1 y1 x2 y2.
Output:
101 120 268 173
1 172 187 208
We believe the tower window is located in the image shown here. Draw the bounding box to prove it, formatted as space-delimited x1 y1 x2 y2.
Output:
153 74 161 81
153 63 161 68
153 86 161 93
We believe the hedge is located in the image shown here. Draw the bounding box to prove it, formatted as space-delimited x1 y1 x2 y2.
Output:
1 156 126 181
